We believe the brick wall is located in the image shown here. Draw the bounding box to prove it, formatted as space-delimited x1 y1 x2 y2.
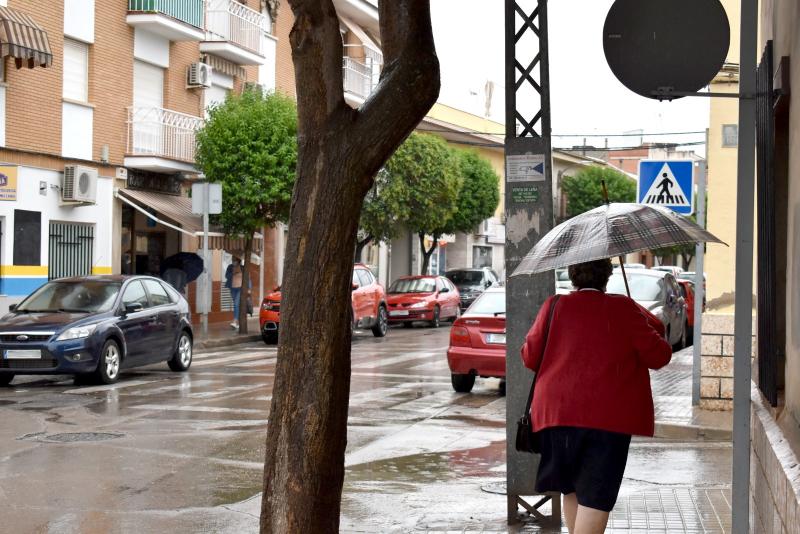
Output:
750 385 800 534
700 314 755 410
274 2 296 97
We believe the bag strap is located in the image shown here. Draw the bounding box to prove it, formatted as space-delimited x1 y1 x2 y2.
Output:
523 295 561 417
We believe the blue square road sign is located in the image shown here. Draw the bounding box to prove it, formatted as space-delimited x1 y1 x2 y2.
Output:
637 160 694 215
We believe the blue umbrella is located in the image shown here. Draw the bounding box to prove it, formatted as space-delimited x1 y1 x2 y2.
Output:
160 252 204 282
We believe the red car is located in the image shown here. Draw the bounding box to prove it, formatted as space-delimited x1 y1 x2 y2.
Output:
386 275 460 328
447 286 505 393
259 264 388 344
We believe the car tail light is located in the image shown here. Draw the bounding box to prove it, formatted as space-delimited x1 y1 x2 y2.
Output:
261 299 273 311
450 326 471 347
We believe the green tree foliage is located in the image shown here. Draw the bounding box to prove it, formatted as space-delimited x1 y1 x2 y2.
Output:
195 89 297 333
562 166 636 217
441 149 501 235
355 171 401 261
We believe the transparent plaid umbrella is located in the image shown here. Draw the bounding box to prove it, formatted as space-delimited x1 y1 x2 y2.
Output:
511 203 725 293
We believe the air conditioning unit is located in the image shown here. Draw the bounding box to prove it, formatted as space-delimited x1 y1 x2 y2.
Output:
187 62 213 89
62 165 98 204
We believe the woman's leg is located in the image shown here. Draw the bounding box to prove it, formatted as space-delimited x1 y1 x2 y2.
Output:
563 493 578 533
574 505 610 534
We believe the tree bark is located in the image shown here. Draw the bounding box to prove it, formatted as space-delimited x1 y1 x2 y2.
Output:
238 236 253 334
418 232 439 275
260 1 440 532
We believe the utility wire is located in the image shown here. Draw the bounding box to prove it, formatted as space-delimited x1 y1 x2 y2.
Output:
416 127 707 137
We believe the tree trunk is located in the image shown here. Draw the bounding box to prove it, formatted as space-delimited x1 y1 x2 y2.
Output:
260 1 440 532
238 236 253 334
354 235 373 263
418 232 438 275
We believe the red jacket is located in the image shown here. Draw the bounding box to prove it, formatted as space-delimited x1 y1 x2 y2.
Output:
521 290 672 437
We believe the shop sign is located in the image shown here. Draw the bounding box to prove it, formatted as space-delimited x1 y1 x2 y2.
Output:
511 186 540 203
0 165 18 201
127 170 182 196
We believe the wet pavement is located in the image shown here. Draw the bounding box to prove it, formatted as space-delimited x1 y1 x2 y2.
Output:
0 327 731 533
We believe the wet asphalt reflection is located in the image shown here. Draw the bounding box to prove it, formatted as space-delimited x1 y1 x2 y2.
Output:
0 325 730 533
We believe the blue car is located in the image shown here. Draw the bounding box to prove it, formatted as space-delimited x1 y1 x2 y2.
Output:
0 276 193 386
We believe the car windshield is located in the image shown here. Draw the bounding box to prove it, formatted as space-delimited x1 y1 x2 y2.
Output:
607 274 664 302
467 291 505 315
389 278 436 293
446 271 483 285
16 281 121 313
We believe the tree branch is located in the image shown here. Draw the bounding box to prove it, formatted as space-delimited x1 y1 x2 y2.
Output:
287 0 350 128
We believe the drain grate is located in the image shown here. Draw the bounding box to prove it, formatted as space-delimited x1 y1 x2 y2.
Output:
20 432 125 443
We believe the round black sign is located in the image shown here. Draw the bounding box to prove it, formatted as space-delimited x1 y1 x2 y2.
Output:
603 0 730 99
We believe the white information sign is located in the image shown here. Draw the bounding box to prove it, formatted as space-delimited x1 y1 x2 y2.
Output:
507 154 546 182
191 182 223 215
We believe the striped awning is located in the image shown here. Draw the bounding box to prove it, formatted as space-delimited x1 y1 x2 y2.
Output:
0 7 53 69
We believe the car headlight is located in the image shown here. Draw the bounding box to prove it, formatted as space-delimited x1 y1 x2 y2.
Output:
57 324 98 341
410 302 428 309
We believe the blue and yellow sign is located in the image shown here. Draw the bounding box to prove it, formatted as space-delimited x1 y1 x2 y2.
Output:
0 165 18 201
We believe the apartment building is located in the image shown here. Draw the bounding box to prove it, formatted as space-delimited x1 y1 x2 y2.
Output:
0 0 277 322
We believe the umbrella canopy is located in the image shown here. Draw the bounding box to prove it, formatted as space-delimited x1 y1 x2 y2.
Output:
160 252 204 282
512 203 725 277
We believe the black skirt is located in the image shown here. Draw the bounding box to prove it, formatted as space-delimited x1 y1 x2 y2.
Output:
535 426 632 513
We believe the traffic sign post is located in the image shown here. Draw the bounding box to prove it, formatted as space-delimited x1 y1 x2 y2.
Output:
191 181 222 337
638 160 695 215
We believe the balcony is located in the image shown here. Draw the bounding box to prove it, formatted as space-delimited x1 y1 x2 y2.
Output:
127 0 205 41
201 0 269 65
342 45 382 101
125 106 204 174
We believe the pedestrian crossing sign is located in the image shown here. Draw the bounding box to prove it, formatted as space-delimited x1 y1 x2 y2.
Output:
637 160 694 215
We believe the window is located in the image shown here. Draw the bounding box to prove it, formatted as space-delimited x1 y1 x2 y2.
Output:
472 246 493 269
122 281 149 309
357 269 373 287
143 279 170 306
722 124 738 147
63 39 89 102
352 271 361 288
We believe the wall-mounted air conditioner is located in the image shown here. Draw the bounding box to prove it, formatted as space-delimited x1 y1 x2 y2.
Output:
62 165 98 204
187 62 213 89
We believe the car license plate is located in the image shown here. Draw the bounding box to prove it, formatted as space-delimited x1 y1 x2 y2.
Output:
486 333 506 345
389 310 409 317
5 349 41 360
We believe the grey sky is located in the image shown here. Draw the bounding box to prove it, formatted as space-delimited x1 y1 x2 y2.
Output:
430 0 710 154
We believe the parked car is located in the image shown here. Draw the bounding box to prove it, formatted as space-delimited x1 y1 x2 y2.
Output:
386 275 460 328
652 265 685 277
677 279 696 345
445 267 499 311
607 269 687 350
259 263 387 344
555 268 572 291
623 263 647 270
679 271 707 310
0 276 193 386
447 286 506 393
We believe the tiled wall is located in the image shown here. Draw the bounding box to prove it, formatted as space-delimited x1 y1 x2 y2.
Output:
700 314 755 410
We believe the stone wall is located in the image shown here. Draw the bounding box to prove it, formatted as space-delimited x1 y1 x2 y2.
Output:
750 385 800 534
700 314 755 410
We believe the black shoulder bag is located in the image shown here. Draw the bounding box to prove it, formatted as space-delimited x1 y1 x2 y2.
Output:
515 295 560 454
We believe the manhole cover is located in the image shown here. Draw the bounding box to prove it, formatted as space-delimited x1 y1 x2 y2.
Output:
481 481 507 495
37 432 125 443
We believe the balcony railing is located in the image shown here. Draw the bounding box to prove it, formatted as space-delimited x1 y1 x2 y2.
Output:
128 0 205 29
127 107 204 163
342 44 382 99
206 0 268 54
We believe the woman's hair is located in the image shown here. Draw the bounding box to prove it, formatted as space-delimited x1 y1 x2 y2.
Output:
568 259 613 290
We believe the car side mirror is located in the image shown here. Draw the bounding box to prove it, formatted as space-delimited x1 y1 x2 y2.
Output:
124 302 143 315
352 283 359 291
485 280 492 288
7 304 17 312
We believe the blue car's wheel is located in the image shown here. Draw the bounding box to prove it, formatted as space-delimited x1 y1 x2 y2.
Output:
168 332 192 372
93 339 121 384
0 374 14 386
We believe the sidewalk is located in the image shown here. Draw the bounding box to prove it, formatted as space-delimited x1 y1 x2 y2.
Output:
193 316 263 351
651 346 733 440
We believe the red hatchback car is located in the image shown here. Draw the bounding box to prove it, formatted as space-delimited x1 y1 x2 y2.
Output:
259 264 388 344
447 286 505 393
386 275 460 328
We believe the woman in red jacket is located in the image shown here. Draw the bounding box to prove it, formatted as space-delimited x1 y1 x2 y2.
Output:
521 259 672 534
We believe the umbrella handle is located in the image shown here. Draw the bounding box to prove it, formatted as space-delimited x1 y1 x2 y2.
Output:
618 255 631 298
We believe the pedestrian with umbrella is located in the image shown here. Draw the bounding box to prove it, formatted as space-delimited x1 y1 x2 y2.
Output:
515 194 724 533
161 252 204 295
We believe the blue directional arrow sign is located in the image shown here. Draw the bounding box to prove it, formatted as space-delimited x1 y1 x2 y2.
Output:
637 160 694 215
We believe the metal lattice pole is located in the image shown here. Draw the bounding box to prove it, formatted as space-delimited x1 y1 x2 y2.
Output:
504 0 558 526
